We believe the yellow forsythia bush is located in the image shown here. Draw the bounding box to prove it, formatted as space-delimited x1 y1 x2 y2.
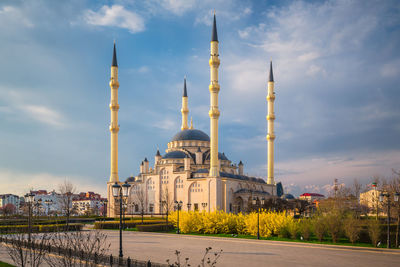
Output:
169 210 294 237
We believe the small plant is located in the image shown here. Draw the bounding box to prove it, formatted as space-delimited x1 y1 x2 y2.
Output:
166 247 223 267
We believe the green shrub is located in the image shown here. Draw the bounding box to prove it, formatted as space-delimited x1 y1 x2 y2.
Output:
367 220 381 246
325 210 343 243
0 223 82 233
299 219 312 240
343 216 361 244
94 220 165 229
136 224 174 232
312 215 326 242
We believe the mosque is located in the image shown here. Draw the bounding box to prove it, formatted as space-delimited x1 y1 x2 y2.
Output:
107 14 278 217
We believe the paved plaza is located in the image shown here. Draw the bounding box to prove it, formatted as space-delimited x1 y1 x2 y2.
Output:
1 230 400 266
105 230 400 267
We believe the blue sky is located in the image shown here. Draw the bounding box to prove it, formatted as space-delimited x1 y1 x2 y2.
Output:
0 0 399 197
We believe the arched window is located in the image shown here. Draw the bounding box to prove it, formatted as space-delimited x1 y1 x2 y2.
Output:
147 179 155 191
160 169 169 184
189 182 203 193
175 177 184 189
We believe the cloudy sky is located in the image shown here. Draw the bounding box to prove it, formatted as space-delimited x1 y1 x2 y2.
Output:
0 0 399 197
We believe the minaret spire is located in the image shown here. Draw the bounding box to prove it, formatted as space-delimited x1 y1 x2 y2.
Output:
181 76 189 130
189 117 193 129
209 13 220 177
112 41 118 67
108 41 120 217
211 13 218 42
266 60 275 186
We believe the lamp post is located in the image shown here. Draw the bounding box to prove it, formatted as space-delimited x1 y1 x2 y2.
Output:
379 192 399 248
202 203 207 211
101 199 108 221
252 196 265 240
174 201 183 234
44 199 53 219
187 203 191 211
394 192 400 248
112 181 131 258
24 192 35 243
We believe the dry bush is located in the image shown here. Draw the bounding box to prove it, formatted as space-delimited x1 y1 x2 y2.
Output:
166 247 223 267
44 230 110 267
3 232 49 267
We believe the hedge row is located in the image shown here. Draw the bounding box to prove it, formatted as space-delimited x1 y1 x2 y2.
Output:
94 220 165 229
0 224 83 233
136 224 174 232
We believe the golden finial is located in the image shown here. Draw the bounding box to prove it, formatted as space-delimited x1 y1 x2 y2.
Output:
190 117 193 129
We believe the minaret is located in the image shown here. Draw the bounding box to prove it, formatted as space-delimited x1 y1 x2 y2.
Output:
181 77 189 131
209 13 220 177
107 42 120 217
109 42 120 183
266 61 275 185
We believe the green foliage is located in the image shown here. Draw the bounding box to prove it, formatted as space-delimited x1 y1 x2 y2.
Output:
367 219 381 246
136 224 174 232
299 219 312 240
93 220 165 229
312 215 326 242
0 224 83 233
324 210 343 243
343 215 361 244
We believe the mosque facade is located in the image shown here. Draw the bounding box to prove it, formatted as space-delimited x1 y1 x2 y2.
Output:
107 14 277 217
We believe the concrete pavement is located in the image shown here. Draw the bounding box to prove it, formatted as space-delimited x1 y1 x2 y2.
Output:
104 230 400 267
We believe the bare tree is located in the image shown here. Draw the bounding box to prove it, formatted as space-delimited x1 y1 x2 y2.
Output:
45 230 110 267
2 203 16 216
58 180 76 230
352 179 362 200
161 186 175 227
133 184 146 224
4 232 49 267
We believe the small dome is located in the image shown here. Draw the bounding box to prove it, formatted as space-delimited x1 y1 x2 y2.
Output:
162 150 188 159
171 129 210 142
281 194 295 200
126 176 135 182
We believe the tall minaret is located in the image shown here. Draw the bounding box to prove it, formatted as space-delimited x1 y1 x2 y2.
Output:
181 77 189 131
266 61 275 185
209 13 220 177
109 42 120 183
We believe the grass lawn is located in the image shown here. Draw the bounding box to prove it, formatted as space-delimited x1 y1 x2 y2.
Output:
0 261 15 267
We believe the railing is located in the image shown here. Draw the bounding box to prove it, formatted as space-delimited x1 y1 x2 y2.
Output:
0 236 168 267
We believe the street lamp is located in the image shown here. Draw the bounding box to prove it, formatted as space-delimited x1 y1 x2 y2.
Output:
112 181 131 258
379 192 400 248
101 199 108 221
252 196 265 240
174 201 183 234
393 192 400 248
187 203 191 211
24 192 35 243
44 199 53 219
202 203 207 211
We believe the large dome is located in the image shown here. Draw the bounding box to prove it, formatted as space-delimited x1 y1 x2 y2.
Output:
171 129 210 142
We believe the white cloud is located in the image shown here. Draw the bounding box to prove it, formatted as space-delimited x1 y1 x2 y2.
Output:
0 6 34 28
18 104 65 128
0 88 68 128
84 5 145 33
160 0 196 15
381 59 400 77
